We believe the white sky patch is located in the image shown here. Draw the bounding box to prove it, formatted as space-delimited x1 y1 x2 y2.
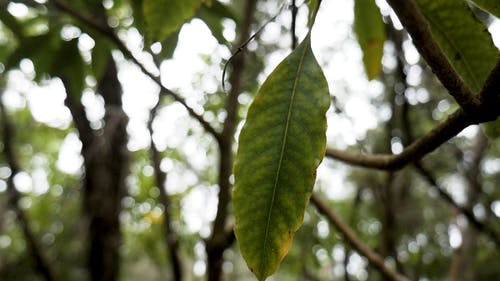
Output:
26 79 72 129
13 171 32 193
457 124 479 139
317 160 355 200
492 201 500 218
489 19 500 47
152 103 189 150
443 175 467 205
160 19 222 91
56 132 84 175
181 185 218 235
448 224 462 249
31 167 50 194
7 2 29 18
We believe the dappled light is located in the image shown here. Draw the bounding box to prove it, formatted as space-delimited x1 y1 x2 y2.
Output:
0 0 499 281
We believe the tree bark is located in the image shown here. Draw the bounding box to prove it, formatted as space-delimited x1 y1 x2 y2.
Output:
206 0 256 280
64 58 128 281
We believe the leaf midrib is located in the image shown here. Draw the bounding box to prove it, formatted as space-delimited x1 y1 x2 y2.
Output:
261 41 309 267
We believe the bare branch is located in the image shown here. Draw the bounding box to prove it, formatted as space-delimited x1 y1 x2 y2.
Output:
207 0 257 280
290 0 298 49
326 109 473 170
222 3 286 92
478 57 500 121
46 0 221 141
385 0 477 110
310 193 412 281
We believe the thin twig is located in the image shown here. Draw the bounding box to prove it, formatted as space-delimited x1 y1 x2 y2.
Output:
222 3 287 92
46 0 221 141
310 193 412 281
291 0 298 49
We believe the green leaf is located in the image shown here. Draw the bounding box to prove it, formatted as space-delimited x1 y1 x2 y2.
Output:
158 30 179 60
5 33 60 78
307 0 320 28
233 34 330 281
197 1 237 45
52 39 86 98
92 39 113 80
469 0 500 19
6 33 85 97
483 120 500 139
354 0 386 80
416 0 499 92
143 0 201 43
0 9 24 38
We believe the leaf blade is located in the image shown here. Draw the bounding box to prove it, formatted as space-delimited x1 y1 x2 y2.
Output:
354 0 386 80
469 0 500 19
416 0 499 92
233 35 330 281
143 0 201 43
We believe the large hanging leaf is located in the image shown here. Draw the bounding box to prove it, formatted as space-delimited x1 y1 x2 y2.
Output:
233 34 330 281
143 0 201 43
354 0 386 80
416 0 498 92
469 0 500 18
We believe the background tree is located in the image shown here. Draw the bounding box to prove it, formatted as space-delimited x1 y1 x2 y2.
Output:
0 0 499 281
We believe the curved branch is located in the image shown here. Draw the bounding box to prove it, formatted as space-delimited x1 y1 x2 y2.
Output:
326 109 473 170
310 193 412 281
46 0 221 141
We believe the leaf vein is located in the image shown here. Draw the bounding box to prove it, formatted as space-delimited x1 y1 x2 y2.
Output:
261 42 309 264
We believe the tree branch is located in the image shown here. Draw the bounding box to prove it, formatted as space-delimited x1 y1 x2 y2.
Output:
206 0 257 280
290 0 298 49
326 109 473 170
413 162 500 248
310 193 412 281
0 91 58 281
478 57 500 121
147 98 183 281
45 0 221 141
385 0 477 110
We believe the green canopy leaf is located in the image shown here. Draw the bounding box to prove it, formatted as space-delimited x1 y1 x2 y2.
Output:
197 1 237 45
469 0 500 18
6 33 85 97
233 34 330 281
143 0 201 43
416 0 499 92
353 0 386 80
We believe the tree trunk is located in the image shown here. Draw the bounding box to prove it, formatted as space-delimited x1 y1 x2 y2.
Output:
64 58 128 281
